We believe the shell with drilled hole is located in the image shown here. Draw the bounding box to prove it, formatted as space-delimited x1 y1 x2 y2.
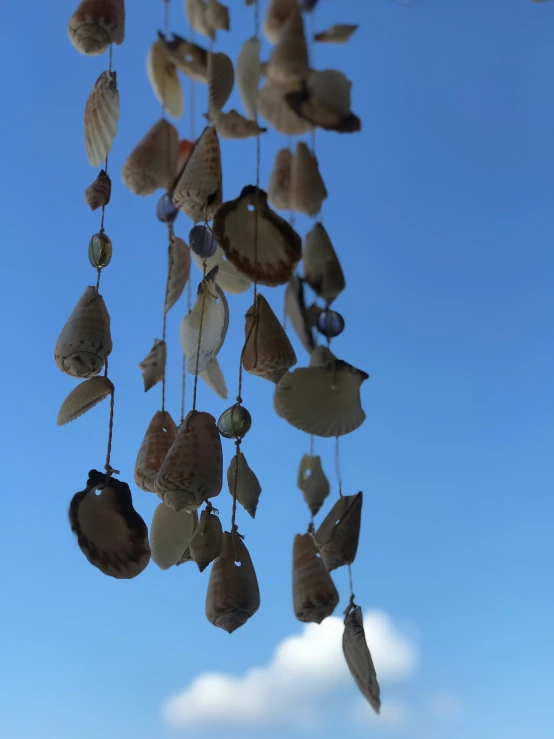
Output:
243 294 296 383
68 0 125 56
138 339 166 392
189 507 223 572
227 452 262 518
343 604 381 714
84 71 120 168
315 492 362 570
150 503 197 570
292 533 339 623
303 223 345 304
297 454 330 516
158 33 209 83
122 119 179 196
173 127 222 222
290 142 327 216
134 411 179 493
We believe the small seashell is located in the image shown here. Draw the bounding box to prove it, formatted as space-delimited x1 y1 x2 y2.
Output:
176 510 199 565
343 604 381 714
263 0 299 44
297 454 330 516
267 6 308 85
57 376 113 427
206 531 260 633
150 503 196 570
208 51 235 114
290 142 327 216
134 410 178 493
173 127 222 223
303 223 345 304
138 339 166 392
84 70 120 168
191 245 252 295
227 452 262 519
315 492 363 571
236 38 261 121
158 32 209 83
284 275 318 354
85 170 111 210
165 236 191 313
267 148 292 212
69 470 150 579
243 294 297 383
186 0 215 41
189 506 223 571
199 357 228 399
259 80 314 135
147 41 184 119
286 69 361 133
292 533 339 624
206 0 230 32
68 0 125 56
122 119 179 196
205 109 267 140
314 23 359 44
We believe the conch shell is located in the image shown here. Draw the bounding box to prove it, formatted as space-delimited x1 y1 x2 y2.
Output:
189 506 223 572
227 452 262 519
84 70 120 168
243 293 296 383
315 492 363 571
122 119 179 196
134 410 178 493
292 533 339 623
68 0 125 56
343 604 381 714
84 170 111 210
173 126 222 222
297 454 330 516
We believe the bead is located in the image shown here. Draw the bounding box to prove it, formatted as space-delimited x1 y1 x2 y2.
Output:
189 224 218 259
156 192 179 224
316 309 345 339
217 405 252 440
88 232 112 269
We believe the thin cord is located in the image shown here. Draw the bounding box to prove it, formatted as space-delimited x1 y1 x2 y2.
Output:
230 439 241 531
335 436 343 497
180 278 192 422
102 357 117 478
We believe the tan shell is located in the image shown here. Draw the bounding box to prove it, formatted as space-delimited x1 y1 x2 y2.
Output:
150 503 196 570
212 185 302 286
284 275 318 354
189 507 223 572
286 69 361 134
165 236 191 314
69 470 150 579
205 109 267 140
206 531 260 633
68 0 125 56
186 0 215 41
173 127 222 223
315 492 363 571
267 6 308 85
314 24 359 44
208 51 234 113
176 510 199 565
303 223 345 304
155 410 223 513
343 604 381 714
259 80 314 136
292 533 339 624
84 70 120 168
158 33 209 83
147 41 183 119
236 37 261 120
297 454 330 516
206 0 230 31
290 142 327 216
268 148 292 212
227 452 262 519
243 294 297 383
199 357 228 399
84 169 111 210
263 0 298 44
55 286 112 379
122 119 179 196
138 339 166 392
57 376 114 427
134 411 179 493
191 245 252 295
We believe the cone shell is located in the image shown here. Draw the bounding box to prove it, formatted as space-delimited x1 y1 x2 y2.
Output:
286 69 361 133
303 223 345 304
191 245 252 295
199 357 228 399
122 119 179 196
227 452 262 519
292 533 339 624
155 410 223 513
206 531 260 633
343 605 381 714
150 503 196 570
237 37 261 120
208 52 234 113
212 185 302 287
55 286 112 379
138 339 166 392
173 127 222 222
57 376 114 427
315 492 362 571
186 0 215 41
84 70 120 168
297 454 330 516
290 142 327 216
268 148 292 212
314 23 359 44
84 169 111 210
206 0 230 31
69 470 150 579
165 236 191 313
267 6 308 85
263 0 299 44
284 275 317 354
259 80 314 135
134 411 179 493
205 109 267 140
158 33 209 83
189 507 223 572
147 41 183 119
68 0 125 56
243 294 296 383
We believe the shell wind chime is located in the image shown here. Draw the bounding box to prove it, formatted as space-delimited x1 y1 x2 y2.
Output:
58 0 382 719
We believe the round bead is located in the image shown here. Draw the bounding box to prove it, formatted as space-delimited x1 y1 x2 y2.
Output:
217 405 252 439
316 309 345 339
189 224 218 259
156 192 179 224
88 232 112 269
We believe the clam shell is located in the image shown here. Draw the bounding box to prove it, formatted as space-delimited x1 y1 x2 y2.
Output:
134 410 179 493
84 169 111 210
243 294 296 383
286 69 361 133
236 37 261 120
158 33 209 83
189 507 223 572
84 70 120 168
122 119 179 196
191 245 252 295
57 376 114 427
206 0 230 31
199 357 228 399
205 109 267 140
227 452 262 519
315 492 363 571
150 503 196 570
55 286 112 378
292 533 339 623
69 470 150 579
343 604 381 714
268 148 292 212
284 275 318 354
173 126 222 223
68 0 125 56
212 185 302 287
290 142 327 216
297 454 330 516
185 0 215 41
208 51 234 113
165 236 191 314
206 531 260 633
303 223 345 304
146 41 183 119
267 6 308 85
138 339 166 392
263 0 299 44
314 23 359 44
259 80 314 135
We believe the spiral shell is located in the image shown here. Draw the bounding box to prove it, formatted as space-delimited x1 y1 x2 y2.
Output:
297 454 330 516
68 0 125 56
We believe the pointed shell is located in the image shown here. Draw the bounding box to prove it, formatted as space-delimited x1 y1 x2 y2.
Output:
315 492 363 570
297 454 330 516
122 119 179 196
290 142 327 216
84 70 120 168
206 0 230 31
237 37 261 120
259 80 314 136
267 6 308 85
150 503 196 570
138 339 167 392
57 376 114 427
303 223 345 304
158 33 209 83
263 0 299 44
227 452 262 519
68 0 125 56
243 294 296 383
208 51 234 113
292 533 339 624
173 127 222 222
343 605 381 714
314 23 359 44
191 245 252 295
147 41 184 119
199 357 228 399
286 70 361 133
206 109 267 140
189 508 223 572
85 170 111 210
268 148 292 212
134 411 179 493
165 236 191 313
284 276 317 354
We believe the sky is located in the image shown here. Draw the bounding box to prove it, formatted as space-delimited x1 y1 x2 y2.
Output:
1 0 553 737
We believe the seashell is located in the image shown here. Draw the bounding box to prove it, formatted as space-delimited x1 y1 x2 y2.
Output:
204 109 267 140
284 275 318 353
165 236 191 313
173 126 222 223
84 70 120 168
290 142 327 216
150 503 196 570
180 268 229 375
303 223 345 304
155 410 223 513
268 148 292 212
343 604 381 714
243 294 297 383
189 506 223 572
208 51 235 114
206 530 260 633
199 357 228 399
158 32 209 83
84 169 111 210
147 41 184 119
263 0 299 44
259 80 314 136
138 339 166 392
227 452 262 519
206 0 230 32
55 286 112 379
212 185 302 286
176 510 199 565
122 119 179 196
274 347 369 437
68 0 125 56
176 139 195 176
236 38 261 120
69 470 150 579
57 376 114 427
286 69 361 133
297 454 330 516
267 6 308 85
314 23 359 44
292 533 339 623
315 492 363 571
191 245 252 295
134 410 179 493
186 0 215 41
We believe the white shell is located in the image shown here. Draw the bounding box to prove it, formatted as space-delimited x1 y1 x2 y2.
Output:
199 357 228 399
227 452 262 519
57 376 114 427
150 503 196 570
158 33 209 83
84 70 120 168
297 454 330 516
138 339 166 392
165 236 191 313
146 41 183 119
191 245 252 295
236 38 261 120
343 605 381 714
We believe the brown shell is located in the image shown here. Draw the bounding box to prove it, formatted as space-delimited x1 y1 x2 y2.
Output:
303 223 345 304
315 492 362 571
134 411 178 493
68 0 125 56
259 80 314 136
267 148 292 212
267 6 308 85
343 604 381 714
189 507 223 572
227 452 262 519
263 0 299 44
84 71 120 168
165 236 191 314
284 275 317 354
157 32 209 83
173 126 222 223
84 169 111 210
290 142 327 217
292 533 339 624
297 454 330 516
205 109 267 140
243 294 296 383
122 119 179 196
206 0 230 31
208 51 235 113
138 339 166 393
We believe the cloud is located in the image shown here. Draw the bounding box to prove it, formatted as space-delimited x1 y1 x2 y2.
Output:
427 691 462 721
352 696 409 731
162 609 418 732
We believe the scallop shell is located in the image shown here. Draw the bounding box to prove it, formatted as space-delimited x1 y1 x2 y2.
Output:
236 37 261 120
268 148 292 212
284 275 318 353
259 80 314 135
122 119 179 196
150 503 196 570
314 23 359 44
208 51 235 114
138 339 166 392
199 357 228 399
173 126 222 223
303 223 345 304
315 492 363 571
292 533 339 624
343 604 381 714
212 185 302 286
189 507 223 572
205 109 267 140
155 410 223 513
165 236 191 313
267 6 308 85
57 376 114 427
134 410 179 493
186 0 215 41
227 452 262 519
147 41 184 119
290 142 327 216
206 531 260 633
68 0 125 56
84 169 111 210
206 0 230 31
69 470 150 579
84 70 120 168
297 454 330 516
191 245 252 295
263 0 299 44
158 32 209 83
55 286 112 379
243 294 296 383
286 69 361 133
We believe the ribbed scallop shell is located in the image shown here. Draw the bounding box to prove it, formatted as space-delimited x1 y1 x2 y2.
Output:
206 0 230 31
150 503 196 570
267 6 308 85
286 69 361 133
173 126 222 222
57 376 114 427
84 169 111 210
158 33 209 83
138 339 166 392
189 507 223 572
186 0 215 41
290 142 327 216
208 51 234 113
292 533 339 624
263 0 298 44
268 148 292 212
236 37 261 121
303 223 345 304
243 293 296 383
84 70 120 168
199 357 228 399
122 119 179 196
165 236 191 313
68 0 125 56
284 276 318 354
134 410 178 493
314 23 359 44
259 81 314 136
205 109 267 140
315 492 363 571
227 452 262 519
297 454 330 516
343 604 381 714
191 245 252 295
147 41 183 119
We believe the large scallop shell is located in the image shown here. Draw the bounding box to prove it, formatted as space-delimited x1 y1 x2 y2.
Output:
84 70 120 168
165 236 191 313
263 0 299 44
343 604 381 714
236 37 261 120
199 357 228 399
227 452 262 519
138 339 166 393
268 148 292 212
303 223 345 304
191 245 252 295
314 24 359 44
208 51 234 113
243 294 296 383
158 33 209 83
57 376 114 427
267 6 308 85
122 119 179 196
68 0 125 56
315 492 362 571
84 169 111 210
297 454 330 516
205 109 267 140
150 503 196 570
186 0 215 41
286 69 361 133
292 533 339 624
284 275 319 354
290 142 327 216
134 410 178 493
189 506 224 572
259 80 314 136
173 127 222 223
147 41 183 119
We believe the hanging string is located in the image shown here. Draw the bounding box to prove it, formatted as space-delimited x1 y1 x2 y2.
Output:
334 435 343 497
96 44 114 293
102 357 118 479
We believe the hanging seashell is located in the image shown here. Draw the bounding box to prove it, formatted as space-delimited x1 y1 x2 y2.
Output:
147 41 184 119
55 286 112 379
138 339 166 392
263 0 299 44
57 376 114 427
297 454 330 516
343 604 381 715
186 0 215 41
267 6 309 85
204 109 267 140
176 139 195 176
69 470 150 579
173 126 222 223
267 148 292 212
314 23 359 44
134 410 178 493
84 169 111 210
84 70 120 168
218 404 252 439
208 51 235 114
286 69 361 133
206 0 230 31
274 347 368 437
303 223 345 304
165 236 191 313
259 80 314 136
236 37 261 121
122 119 179 196
227 452 262 519
176 510 199 565
315 492 363 571
206 530 260 633
284 276 318 354
158 33 209 83
199 357 228 399
243 294 297 383
191 245 252 295
189 506 223 572
290 142 327 216
212 185 302 286
292 533 339 623
150 503 196 570
155 410 223 513
68 0 125 56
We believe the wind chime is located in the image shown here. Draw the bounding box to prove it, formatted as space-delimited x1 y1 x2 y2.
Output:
56 0 379 717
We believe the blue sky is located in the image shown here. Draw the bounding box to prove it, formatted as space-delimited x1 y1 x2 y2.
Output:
2 0 553 737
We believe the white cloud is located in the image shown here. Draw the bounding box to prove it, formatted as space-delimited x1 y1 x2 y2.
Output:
162 609 418 732
427 691 462 721
352 696 409 731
